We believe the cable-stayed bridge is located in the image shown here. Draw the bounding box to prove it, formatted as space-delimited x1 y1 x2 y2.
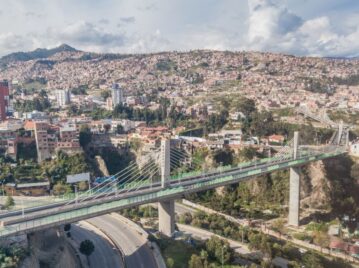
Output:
0 128 349 238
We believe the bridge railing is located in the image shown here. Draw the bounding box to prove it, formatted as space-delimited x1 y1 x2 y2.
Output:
0 145 347 238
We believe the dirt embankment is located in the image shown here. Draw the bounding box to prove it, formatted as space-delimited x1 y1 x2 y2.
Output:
20 228 81 268
300 155 359 221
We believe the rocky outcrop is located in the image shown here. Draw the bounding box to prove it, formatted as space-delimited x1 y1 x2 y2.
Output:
22 228 80 268
301 160 332 210
95 155 110 176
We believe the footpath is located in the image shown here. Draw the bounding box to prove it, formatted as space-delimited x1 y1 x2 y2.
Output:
182 199 359 265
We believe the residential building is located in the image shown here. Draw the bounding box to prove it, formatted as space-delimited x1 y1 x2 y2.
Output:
56 89 71 107
0 80 10 121
111 83 124 107
34 122 52 162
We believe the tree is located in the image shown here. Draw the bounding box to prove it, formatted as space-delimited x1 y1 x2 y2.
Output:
271 219 286 237
313 231 330 252
236 97 256 118
213 149 233 166
302 252 324 268
166 257 174 268
78 181 88 191
64 224 71 232
237 147 257 161
188 254 204 268
116 124 125 134
179 212 192 224
53 182 72 196
79 240 95 256
4 195 15 209
101 90 111 100
79 125 92 148
205 236 232 264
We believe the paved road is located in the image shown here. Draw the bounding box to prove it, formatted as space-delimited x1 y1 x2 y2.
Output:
175 202 197 215
87 214 157 268
72 221 123 268
177 223 251 255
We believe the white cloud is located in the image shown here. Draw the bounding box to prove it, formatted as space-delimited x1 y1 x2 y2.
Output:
244 0 359 57
0 0 358 57
0 33 33 54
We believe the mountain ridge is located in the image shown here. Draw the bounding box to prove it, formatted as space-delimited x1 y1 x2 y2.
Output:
0 44 79 64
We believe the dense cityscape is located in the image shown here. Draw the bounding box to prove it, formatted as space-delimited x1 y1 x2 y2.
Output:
0 1 359 268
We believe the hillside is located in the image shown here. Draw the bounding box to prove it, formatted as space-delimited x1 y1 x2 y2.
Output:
0 44 78 65
1 45 359 114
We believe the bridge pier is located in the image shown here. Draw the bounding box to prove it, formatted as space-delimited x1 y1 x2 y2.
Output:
158 139 175 236
158 199 175 236
288 131 300 227
288 167 301 227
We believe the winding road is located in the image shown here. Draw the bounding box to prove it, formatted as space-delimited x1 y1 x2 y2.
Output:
72 221 123 268
87 214 157 268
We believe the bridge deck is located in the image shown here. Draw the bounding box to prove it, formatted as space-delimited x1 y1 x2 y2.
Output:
0 147 346 238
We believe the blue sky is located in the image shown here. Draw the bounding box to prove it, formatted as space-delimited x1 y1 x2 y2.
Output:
0 0 358 57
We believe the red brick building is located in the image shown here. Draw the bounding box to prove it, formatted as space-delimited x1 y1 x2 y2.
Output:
0 80 9 121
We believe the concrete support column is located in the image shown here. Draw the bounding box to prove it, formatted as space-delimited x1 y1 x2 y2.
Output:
160 139 170 188
288 167 301 227
158 199 175 237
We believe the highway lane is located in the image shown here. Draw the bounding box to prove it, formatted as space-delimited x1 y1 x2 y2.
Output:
87 214 157 268
71 221 123 268
0 152 301 220
0 149 345 240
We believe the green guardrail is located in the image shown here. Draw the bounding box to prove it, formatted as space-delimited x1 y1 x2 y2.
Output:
0 148 347 238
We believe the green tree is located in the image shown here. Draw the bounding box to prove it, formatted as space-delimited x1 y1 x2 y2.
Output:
302 252 324 268
313 231 330 252
53 182 72 196
64 224 71 232
79 240 95 256
205 236 232 264
79 125 92 148
237 147 257 162
236 97 256 118
101 89 111 100
116 124 125 134
78 181 88 191
166 257 174 268
271 219 286 237
213 149 233 166
4 195 15 209
188 254 204 268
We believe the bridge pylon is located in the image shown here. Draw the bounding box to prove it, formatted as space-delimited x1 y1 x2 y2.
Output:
158 139 175 237
160 139 170 188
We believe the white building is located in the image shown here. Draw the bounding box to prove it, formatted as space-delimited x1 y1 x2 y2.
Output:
56 89 71 107
111 83 124 108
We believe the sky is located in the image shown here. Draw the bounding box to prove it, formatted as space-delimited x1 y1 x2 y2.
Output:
0 0 359 57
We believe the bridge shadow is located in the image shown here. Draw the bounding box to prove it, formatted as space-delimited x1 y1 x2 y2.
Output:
300 211 333 225
125 240 158 268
